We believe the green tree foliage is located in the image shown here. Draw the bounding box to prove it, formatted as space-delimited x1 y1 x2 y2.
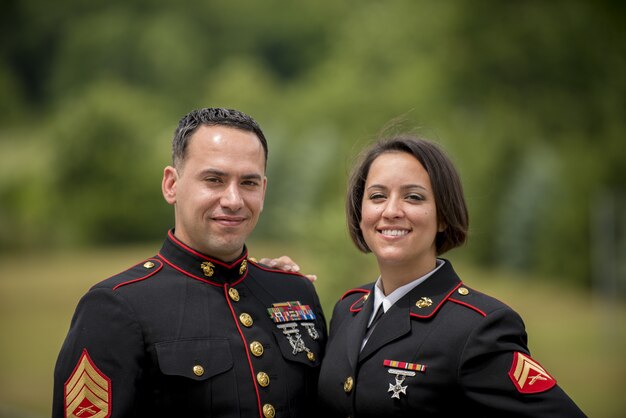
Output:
1 0 624 289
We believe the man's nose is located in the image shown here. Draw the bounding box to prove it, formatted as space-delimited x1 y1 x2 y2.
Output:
221 183 244 210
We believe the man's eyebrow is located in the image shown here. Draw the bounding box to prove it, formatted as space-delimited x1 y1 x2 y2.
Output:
241 173 264 181
199 169 263 180
199 168 227 177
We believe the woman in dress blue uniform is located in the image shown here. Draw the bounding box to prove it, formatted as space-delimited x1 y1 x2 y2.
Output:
317 136 585 417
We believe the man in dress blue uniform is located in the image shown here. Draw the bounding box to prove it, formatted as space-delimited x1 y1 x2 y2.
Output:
52 108 327 418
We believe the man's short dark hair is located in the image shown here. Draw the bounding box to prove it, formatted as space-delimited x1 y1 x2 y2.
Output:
346 136 469 255
172 108 268 169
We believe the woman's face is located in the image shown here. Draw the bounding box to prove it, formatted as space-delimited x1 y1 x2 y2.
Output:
359 151 442 272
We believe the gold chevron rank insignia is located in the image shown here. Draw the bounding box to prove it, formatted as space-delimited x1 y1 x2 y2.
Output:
64 349 111 418
508 352 556 394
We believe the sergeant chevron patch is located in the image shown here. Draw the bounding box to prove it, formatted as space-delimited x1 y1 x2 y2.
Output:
64 349 111 418
508 352 556 394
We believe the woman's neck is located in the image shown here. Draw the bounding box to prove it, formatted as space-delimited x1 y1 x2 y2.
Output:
378 258 437 296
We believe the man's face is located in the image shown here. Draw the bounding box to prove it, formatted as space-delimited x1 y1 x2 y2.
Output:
162 125 267 261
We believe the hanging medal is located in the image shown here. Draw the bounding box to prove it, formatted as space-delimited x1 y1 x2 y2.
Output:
300 322 319 340
383 360 426 399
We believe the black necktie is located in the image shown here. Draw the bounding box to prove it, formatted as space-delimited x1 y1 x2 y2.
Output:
368 305 384 330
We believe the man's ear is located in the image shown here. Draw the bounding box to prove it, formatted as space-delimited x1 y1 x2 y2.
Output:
162 166 178 205
259 176 268 212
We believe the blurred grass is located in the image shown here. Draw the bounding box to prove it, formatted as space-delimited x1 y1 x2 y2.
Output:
0 244 624 417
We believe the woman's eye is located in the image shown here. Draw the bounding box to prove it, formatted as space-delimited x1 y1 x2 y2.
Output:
407 194 424 201
369 193 385 200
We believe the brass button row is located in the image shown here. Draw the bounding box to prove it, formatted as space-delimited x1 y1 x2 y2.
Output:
227 285 280 418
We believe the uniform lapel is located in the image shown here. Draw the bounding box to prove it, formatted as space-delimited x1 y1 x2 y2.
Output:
358 298 411 361
345 290 374 370
358 261 462 362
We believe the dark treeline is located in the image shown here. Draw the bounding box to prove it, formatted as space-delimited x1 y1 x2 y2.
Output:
1 0 625 291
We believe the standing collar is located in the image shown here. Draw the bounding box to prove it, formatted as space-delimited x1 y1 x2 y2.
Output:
370 259 445 324
157 229 249 286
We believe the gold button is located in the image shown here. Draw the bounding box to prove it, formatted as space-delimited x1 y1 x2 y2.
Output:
458 287 469 296
228 287 240 302
257 371 270 387
262 403 275 418
239 313 253 327
143 261 155 269
193 365 204 376
307 352 316 362
344 376 354 393
250 341 264 357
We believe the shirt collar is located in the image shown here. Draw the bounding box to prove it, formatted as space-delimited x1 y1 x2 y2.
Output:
370 259 445 324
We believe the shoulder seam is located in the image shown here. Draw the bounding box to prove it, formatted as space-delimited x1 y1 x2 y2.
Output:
111 258 163 291
340 287 370 301
248 260 308 279
448 297 487 317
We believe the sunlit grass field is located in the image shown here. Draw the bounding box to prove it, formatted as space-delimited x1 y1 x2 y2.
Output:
1 243 624 417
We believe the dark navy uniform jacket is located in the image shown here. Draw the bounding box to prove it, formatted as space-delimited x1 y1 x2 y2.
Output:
53 230 327 418
318 260 585 417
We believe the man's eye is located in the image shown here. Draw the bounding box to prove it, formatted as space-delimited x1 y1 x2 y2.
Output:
242 180 259 187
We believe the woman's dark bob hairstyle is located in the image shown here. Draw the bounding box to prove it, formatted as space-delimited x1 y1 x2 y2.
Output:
346 136 469 255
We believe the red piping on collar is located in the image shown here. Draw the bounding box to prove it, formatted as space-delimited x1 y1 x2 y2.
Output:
409 282 464 319
448 298 487 317
157 253 248 287
167 230 248 268
112 258 163 291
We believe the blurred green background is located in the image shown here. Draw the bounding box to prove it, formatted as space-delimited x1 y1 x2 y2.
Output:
1 0 625 416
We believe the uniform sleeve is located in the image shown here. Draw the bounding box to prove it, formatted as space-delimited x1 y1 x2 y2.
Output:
52 288 144 418
458 307 586 417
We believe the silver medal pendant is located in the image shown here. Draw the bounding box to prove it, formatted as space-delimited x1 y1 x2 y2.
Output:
300 322 319 340
277 322 310 355
387 369 416 399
